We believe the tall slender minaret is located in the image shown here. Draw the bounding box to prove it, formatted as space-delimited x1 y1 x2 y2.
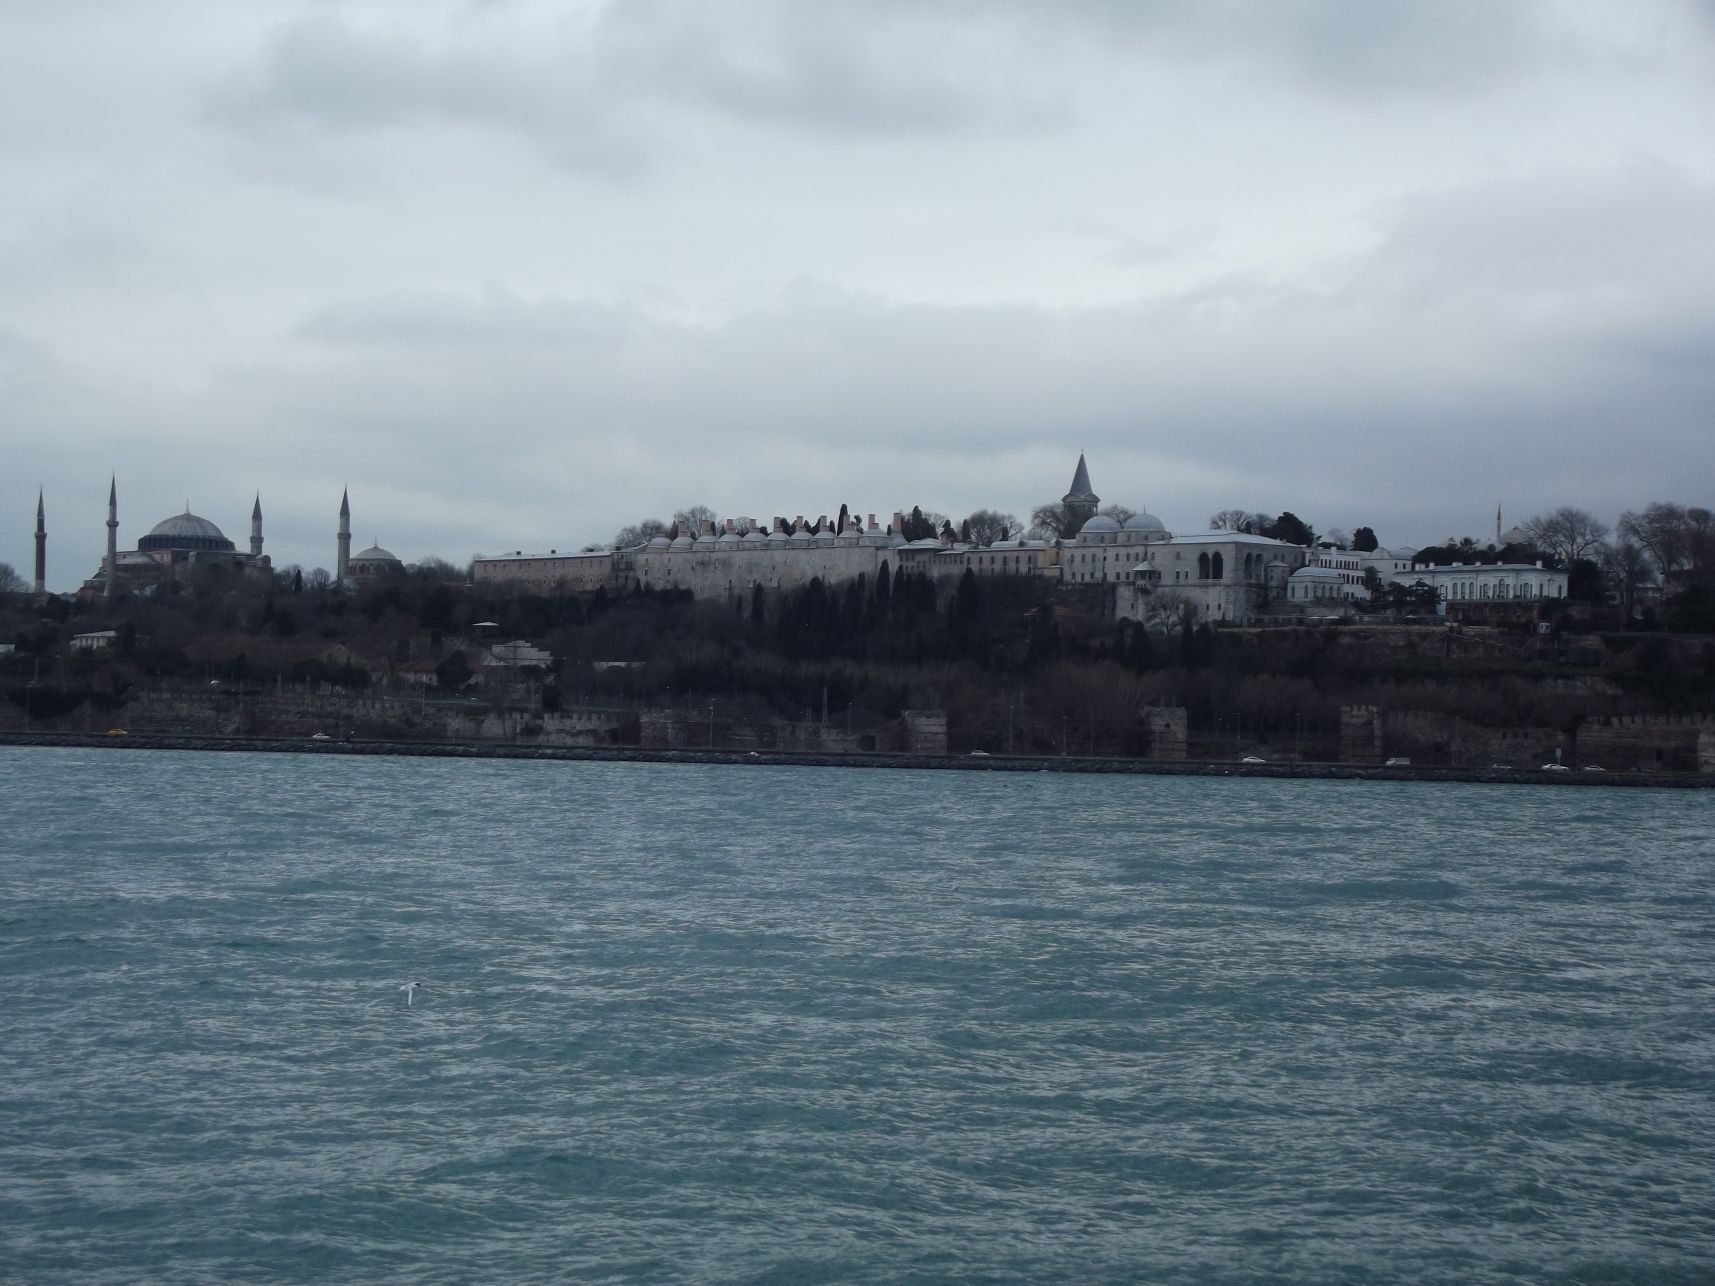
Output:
251 493 264 559
33 489 46 595
104 476 119 600
336 488 351 583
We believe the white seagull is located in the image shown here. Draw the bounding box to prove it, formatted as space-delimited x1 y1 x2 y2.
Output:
400 981 426 1007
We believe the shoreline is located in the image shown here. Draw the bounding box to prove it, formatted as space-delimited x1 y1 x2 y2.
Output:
2 731 1707 788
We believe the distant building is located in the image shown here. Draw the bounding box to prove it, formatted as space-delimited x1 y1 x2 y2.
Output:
81 482 270 596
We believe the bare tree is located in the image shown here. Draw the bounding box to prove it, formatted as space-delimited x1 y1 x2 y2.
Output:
673 504 717 533
307 568 332 591
1600 539 1652 619
0 562 28 594
1618 503 1715 585
1522 507 1610 565
963 509 1019 546
1029 502 1083 539
613 518 669 548
1322 528 1350 550
1209 509 1271 534
1099 504 1136 526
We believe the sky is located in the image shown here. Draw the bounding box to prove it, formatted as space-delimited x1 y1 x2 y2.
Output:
4 0 1714 588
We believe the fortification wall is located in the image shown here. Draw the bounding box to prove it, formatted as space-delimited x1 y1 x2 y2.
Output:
1576 714 1712 773
1144 707 1188 760
633 543 890 599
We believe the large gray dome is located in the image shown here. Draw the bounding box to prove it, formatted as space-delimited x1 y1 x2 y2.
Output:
138 510 234 553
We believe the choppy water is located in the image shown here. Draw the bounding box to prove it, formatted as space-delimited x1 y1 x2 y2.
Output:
2 748 1712 1284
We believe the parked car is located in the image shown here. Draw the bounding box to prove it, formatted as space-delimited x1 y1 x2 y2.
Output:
1541 763 1571 771
106 728 128 736
310 732 332 741
969 750 990 757
1241 755 1267 764
1582 765 1606 772
1384 756 1411 767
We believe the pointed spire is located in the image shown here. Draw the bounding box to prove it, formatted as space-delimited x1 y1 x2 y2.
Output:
1066 452 1095 501
252 492 263 519
340 487 350 518
108 475 117 508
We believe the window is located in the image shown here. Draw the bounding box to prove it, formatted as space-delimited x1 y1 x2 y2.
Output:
1198 552 1211 579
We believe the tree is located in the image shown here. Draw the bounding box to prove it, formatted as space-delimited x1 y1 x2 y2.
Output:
1209 509 1272 534
1601 539 1651 620
1322 528 1349 550
307 568 332 591
672 505 716 533
614 518 669 548
1350 526 1379 552
1099 504 1136 526
900 507 937 541
435 650 473 690
1029 502 1086 540
0 563 28 594
414 556 464 582
1265 512 1316 547
1521 507 1610 567
1618 503 1715 587
963 510 1019 547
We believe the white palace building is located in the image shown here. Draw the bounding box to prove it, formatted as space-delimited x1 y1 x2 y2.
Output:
470 455 1568 625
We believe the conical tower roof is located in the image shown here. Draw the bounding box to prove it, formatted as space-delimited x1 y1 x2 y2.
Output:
1063 452 1098 505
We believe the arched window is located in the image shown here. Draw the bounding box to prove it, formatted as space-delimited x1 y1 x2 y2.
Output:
1198 552 1211 579
1212 553 1224 581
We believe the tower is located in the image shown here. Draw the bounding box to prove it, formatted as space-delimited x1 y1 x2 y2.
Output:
336 488 351 583
1062 452 1099 532
104 477 119 599
251 493 264 559
33 489 45 596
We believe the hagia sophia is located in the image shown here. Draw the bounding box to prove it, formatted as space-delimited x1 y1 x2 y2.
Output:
17 455 1568 624
19 482 406 598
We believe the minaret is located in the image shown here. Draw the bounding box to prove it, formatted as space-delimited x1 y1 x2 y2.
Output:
104 476 119 600
251 493 264 559
33 489 46 595
336 488 351 583
1061 452 1099 534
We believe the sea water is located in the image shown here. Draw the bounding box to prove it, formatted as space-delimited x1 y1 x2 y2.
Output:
1 747 1712 1284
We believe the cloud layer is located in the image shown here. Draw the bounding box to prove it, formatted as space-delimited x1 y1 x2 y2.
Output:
4 1 1714 584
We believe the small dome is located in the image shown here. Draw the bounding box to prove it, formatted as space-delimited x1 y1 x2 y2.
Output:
742 528 766 543
352 544 400 563
767 530 789 545
670 534 693 549
119 552 157 566
1123 512 1167 533
1081 514 1120 533
837 526 861 539
717 531 740 544
789 529 813 542
1292 565 1341 579
648 536 672 549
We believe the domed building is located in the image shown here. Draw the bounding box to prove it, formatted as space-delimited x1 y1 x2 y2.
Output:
347 543 405 579
83 484 270 596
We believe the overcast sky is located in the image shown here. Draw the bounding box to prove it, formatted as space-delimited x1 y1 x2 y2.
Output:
5 1 1714 587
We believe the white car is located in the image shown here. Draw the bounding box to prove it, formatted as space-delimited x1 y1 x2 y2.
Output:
310 732 332 741
1241 755 1267 764
1582 765 1606 772
1384 757 1411 767
1541 763 1570 771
